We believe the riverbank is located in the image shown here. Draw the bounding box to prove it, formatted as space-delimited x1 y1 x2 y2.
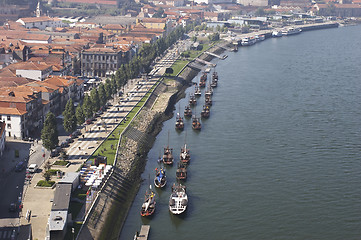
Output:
77 42 227 240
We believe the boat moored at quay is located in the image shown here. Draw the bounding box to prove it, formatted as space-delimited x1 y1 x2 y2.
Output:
154 167 167 188
140 186 156 217
169 183 188 215
282 27 302 36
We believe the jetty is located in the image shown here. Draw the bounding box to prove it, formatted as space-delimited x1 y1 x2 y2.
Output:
204 51 227 59
135 225 150 240
194 57 216 67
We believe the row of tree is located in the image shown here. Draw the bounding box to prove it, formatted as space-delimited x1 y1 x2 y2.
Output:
41 23 198 150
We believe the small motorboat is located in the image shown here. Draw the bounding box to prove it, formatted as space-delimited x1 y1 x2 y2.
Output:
140 185 156 217
169 183 188 215
154 167 167 188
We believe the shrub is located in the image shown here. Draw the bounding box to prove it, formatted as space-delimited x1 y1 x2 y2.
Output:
47 169 61 176
53 160 69 166
37 180 55 187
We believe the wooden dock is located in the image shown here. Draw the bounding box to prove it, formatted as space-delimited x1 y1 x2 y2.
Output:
135 225 150 240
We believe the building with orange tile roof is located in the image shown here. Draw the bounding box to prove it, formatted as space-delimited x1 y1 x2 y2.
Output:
1 61 53 81
16 16 64 30
81 46 132 77
0 87 42 139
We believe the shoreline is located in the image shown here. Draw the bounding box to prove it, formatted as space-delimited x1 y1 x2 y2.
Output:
77 42 227 240
79 22 344 239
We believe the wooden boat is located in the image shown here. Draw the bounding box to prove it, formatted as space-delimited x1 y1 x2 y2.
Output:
189 94 197 106
205 85 213 96
205 95 212 107
140 185 156 217
192 115 201 130
180 144 190 164
201 105 210 118
194 85 201 97
200 72 207 82
212 70 218 82
210 79 217 88
199 72 207 88
163 146 174 165
199 79 206 88
175 113 184 130
154 167 166 188
169 183 188 215
184 105 192 118
176 162 187 180
163 132 174 165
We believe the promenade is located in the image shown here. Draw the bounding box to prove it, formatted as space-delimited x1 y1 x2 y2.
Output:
15 40 186 240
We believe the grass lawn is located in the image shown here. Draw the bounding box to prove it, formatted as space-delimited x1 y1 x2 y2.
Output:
88 86 154 165
168 60 188 77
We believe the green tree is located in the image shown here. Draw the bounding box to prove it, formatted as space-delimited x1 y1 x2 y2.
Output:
75 105 85 125
104 79 113 100
82 94 93 119
255 7 266 17
41 112 59 151
90 88 100 112
63 99 77 133
98 83 107 107
43 171 51 182
165 67 174 75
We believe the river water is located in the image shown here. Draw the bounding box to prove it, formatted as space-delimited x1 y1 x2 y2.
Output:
120 25 361 240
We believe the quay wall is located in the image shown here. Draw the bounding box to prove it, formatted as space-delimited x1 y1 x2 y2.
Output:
300 22 339 31
77 43 226 240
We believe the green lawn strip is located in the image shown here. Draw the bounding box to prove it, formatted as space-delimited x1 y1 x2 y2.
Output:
88 87 152 165
169 60 188 77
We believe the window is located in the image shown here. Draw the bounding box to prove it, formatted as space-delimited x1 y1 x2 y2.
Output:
7 124 11 129
7 116 11 121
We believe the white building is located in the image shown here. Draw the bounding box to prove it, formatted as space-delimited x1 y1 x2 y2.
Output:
13 62 53 81
16 16 64 30
0 109 24 139
237 0 268 6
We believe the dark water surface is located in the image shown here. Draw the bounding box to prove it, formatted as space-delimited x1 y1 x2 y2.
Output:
120 25 361 240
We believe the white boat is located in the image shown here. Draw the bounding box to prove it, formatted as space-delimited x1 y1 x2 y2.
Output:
282 27 302 36
169 183 188 214
272 30 283 37
241 37 256 46
205 68 211 73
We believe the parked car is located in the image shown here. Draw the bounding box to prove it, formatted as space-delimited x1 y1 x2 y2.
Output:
50 149 59 157
65 137 73 143
15 161 26 172
60 141 69 148
27 164 38 173
85 119 92 125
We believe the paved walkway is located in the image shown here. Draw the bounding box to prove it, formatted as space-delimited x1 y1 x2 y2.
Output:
19 41 186 240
